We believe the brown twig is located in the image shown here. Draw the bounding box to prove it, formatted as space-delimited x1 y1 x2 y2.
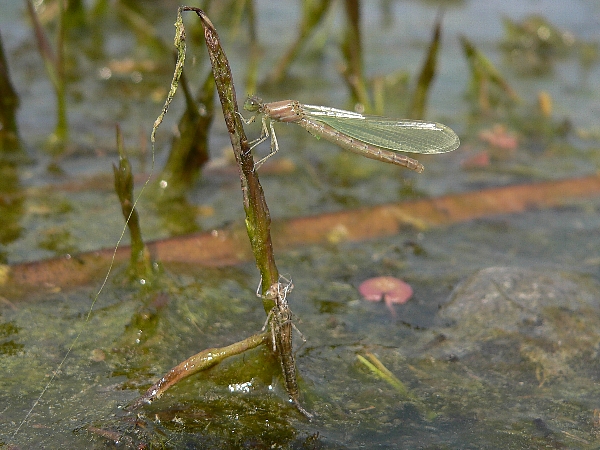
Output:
127 332 270 410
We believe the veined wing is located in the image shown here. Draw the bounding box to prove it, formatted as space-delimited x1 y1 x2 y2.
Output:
302 104 459 154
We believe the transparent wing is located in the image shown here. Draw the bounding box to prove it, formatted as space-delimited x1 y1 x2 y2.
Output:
303 105 459 154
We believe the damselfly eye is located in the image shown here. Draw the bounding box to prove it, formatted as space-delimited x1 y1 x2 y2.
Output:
244 96 261 112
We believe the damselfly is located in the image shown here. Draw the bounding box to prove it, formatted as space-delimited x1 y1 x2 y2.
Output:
257 276 312 420
242 96 460 173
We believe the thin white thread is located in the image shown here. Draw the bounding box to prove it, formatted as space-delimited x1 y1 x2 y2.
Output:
12 9 187 439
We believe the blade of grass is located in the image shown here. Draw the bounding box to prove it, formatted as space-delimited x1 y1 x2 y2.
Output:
460 35 521 113
357 352 412 398
407 11 443 120
340 0 371 111
25 0 67 152
266 0 332 85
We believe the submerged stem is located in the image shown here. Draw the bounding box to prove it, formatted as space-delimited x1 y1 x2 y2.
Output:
112 124 153 281
128 332 270 409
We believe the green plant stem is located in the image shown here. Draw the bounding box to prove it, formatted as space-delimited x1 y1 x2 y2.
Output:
160 68 213 192
407 13 442 120
341 0 371 110
25 0 68 152
113 124 153 281
266 0 332 84
184 6 279 312
0 30 21 154
357 352 411 398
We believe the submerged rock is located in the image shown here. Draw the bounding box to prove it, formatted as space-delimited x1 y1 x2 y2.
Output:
435 266 600 384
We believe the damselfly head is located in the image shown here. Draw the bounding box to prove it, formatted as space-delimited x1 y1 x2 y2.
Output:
244 96 263 113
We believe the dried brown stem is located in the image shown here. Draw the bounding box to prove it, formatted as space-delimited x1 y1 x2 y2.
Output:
128 332 270 410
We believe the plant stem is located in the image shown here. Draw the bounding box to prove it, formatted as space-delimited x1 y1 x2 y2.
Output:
128 332 270 409
183 6 279 311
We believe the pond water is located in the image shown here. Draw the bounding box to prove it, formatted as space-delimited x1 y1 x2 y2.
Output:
1 0 600 448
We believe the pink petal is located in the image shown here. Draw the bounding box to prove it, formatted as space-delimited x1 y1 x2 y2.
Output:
478 125 518 150
462 151 491 169
358 276 413 304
